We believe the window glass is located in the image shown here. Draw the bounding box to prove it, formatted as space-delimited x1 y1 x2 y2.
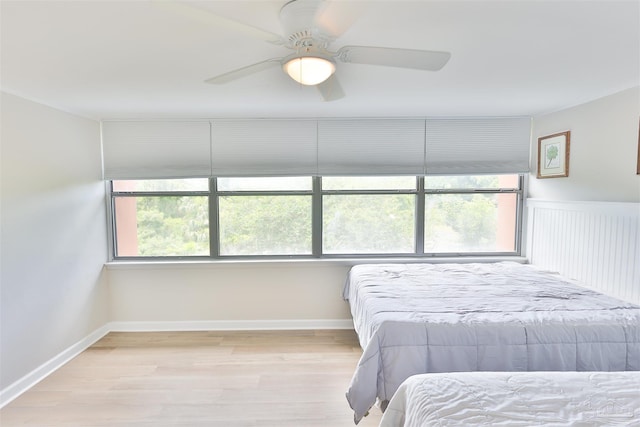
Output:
424 193 517 252
424 174 519 190
110 174 522 259
217 177 312 192
112 178 208 192
218 195 312 255
322 176 415 190
323 194 415 254
113 196 209 256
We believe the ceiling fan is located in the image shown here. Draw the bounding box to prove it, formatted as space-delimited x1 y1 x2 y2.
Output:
163 0 451 101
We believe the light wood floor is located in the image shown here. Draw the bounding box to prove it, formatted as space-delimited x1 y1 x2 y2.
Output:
0 330 382 427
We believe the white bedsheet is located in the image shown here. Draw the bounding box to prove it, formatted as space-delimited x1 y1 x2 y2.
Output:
343 262 640 424
380 371 640 426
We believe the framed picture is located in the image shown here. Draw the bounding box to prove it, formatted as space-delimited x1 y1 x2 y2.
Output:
537 131 570 179
637 118 639 175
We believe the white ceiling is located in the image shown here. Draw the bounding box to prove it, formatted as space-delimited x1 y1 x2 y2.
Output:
1 0 638 120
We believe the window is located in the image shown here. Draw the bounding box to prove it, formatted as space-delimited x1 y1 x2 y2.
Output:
424 175 520 253
217 177 312 256
322 177 416 254
110 175 523 259
111 179 209 257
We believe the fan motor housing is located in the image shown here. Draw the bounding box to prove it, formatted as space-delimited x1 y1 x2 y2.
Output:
280 0 331 48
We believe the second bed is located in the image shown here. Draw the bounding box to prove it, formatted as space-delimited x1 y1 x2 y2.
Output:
379 371 640 426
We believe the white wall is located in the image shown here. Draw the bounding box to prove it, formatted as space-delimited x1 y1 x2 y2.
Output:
107 262 354 329
0 93 108 394
529 86 640 202
525 87 640 303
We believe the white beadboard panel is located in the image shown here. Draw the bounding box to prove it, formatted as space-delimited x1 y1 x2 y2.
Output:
527 199 640 304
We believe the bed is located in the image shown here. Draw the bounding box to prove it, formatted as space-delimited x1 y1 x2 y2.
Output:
343 262 640 424
379 371 640 426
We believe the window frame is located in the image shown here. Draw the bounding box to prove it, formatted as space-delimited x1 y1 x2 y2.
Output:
108 175 524 261
423 175 524 256
214 177 315 257
319 176 420 257
109 180 212 260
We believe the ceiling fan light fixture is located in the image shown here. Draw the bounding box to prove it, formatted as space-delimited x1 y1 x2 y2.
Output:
283 55 335 86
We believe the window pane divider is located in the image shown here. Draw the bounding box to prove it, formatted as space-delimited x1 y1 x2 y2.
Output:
217 191 313 196
321 189 417 195
415 177 425 255
425 189 520 194
112 191 210 197
312 176 322 257
210 177 219 257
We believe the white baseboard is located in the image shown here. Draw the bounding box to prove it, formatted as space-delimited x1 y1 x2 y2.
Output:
0 324 110 408
108 319 354 332
0 319 354 408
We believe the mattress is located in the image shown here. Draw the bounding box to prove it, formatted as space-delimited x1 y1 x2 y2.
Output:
379 371 640 426
343 262 640 424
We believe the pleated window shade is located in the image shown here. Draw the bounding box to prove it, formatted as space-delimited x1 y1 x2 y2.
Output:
101 117 531 179
211 119 317 176
425 117 531 174
102 121 211 179
317 119 426 175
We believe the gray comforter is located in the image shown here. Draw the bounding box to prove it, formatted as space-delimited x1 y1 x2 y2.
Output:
380 371 640 426
343 262 640 424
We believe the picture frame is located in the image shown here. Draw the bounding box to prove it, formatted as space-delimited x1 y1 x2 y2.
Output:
537 131 570 179
637 118 639 175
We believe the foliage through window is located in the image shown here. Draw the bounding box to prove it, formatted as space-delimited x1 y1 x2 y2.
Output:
217 177 312 256
322 177 416 254
110 175 522 258
111 179 209 257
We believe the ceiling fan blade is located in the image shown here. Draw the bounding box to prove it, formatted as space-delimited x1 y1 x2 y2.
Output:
157 1 285 45
336 46 451 71
314 0 368 40
316 74 345 102
313 0 367 39
205 58 282 84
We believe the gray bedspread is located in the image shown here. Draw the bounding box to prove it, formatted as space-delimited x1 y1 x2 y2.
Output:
343 262 640 424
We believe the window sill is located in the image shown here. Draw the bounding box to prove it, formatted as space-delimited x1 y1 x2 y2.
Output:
105 255 528 270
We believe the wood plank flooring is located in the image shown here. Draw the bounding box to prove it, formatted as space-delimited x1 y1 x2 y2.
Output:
0 330 382 426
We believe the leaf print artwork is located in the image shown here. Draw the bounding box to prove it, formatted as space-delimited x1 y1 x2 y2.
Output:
545 143 559 168
537 131 569 179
